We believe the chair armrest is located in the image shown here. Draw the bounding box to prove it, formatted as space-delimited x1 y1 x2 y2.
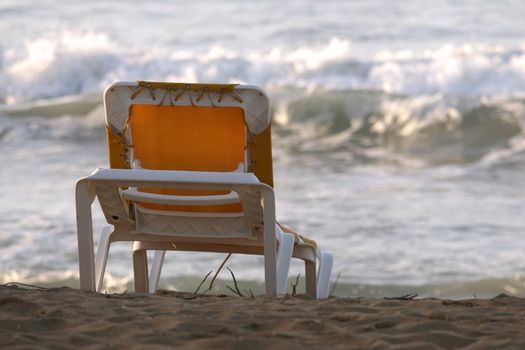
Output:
80 168 270 191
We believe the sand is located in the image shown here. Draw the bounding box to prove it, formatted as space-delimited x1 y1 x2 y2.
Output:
1 286 525 349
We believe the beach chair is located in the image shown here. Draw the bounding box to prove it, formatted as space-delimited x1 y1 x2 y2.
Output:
75 81 333 298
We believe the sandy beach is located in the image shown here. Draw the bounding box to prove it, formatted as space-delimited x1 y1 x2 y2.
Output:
1 285 524 349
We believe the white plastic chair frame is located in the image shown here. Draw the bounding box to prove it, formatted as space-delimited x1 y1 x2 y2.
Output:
76 168 332 297
75 82 333 298
77 169 281 296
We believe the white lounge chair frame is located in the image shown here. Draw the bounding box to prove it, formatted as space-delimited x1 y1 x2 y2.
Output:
75 82 333 298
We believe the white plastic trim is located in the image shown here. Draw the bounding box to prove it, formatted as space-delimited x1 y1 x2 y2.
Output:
94 225 114 292
316 246 334 299
276 230 294 295
122 189 240 206
149 251 165 293
86 168 264 187
104 82 270 137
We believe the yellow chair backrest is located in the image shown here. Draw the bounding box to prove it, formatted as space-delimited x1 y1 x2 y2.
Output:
104 82 274 213
130 105 246 173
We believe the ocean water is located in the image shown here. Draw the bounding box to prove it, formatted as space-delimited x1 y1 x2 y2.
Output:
1 0 525 298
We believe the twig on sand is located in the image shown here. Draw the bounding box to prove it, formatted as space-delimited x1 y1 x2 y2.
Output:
1 282 47 290
193 271 213 295
105 292 149 300
226 267 244 297
226 286 240 296
291 274 301 297
384 293 418 300
202 253 232 295
329 271 342 296
243 288 255 299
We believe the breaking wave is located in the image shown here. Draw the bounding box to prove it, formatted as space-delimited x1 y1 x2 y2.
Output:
2 90 524 168
1 31 525 103
1 31 525 166
272 89 525 166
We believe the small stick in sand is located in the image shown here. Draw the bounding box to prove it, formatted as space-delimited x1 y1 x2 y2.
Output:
329 271 342 296
291 274 301 296
1 282 47 290
202 253 232 295
384 293 418 300
193 271 213 295
226 267 244 297
243 288 255 299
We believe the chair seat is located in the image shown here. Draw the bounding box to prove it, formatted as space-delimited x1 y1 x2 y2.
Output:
134 206 251 238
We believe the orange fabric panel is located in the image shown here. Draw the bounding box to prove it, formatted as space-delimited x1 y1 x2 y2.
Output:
106 128 130 169
248 124 273 187
129 104 246 212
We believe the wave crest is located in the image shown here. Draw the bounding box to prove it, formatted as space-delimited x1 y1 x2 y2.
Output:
273 89 525 165
1 31 525 103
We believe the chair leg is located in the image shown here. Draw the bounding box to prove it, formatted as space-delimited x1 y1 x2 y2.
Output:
94 225 113 292
132 244 149 293
276 232 294 296
316 250 334 299
75 180 96 292
149 251 166 293
305 259 317 299
262 189 277 297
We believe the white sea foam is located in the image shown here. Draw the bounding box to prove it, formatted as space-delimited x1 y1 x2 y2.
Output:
4 31 524 166
370 44 525 97
1 31 525 104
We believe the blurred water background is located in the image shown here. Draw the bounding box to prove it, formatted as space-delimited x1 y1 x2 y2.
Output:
1 0 525 297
